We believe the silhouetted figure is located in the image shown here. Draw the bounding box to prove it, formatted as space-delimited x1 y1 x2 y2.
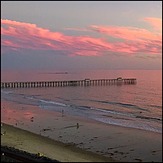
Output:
77 123 79 129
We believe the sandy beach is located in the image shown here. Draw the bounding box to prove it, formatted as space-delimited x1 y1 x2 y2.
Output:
1 123 114 162
1 100 162 162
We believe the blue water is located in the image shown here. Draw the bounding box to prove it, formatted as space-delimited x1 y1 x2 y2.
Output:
1 70 162 133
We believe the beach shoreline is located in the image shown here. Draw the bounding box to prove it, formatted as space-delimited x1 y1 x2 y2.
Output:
1 100 162 162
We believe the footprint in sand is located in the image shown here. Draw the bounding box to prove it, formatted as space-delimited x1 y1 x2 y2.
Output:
152 151 157 155
130 149 134 151
134 158 142 162
108 147 113 150
79 142 83 145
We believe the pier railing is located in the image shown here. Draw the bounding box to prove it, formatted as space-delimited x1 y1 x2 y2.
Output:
1 78 136 89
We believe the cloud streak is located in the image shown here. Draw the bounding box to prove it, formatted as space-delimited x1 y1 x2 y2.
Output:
90 25 161 42
1 18 162 57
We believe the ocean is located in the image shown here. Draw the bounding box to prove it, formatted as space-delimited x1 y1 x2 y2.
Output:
1 69 162 134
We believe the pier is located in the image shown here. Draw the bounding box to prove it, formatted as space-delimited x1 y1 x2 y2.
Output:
1 78 136 89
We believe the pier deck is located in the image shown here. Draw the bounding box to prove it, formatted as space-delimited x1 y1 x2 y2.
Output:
1 78 136 89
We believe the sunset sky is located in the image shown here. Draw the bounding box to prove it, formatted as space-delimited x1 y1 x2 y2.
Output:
1 1 162 71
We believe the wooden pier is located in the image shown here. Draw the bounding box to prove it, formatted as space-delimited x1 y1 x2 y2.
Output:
1 78 136 89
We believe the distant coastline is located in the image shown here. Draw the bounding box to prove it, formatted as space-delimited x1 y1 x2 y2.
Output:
39 72 68 74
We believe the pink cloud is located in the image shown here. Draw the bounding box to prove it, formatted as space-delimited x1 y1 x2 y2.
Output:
90 25 161 42
1 19 162 57
143 17 162 32
89 17 162 55
2 40 19 48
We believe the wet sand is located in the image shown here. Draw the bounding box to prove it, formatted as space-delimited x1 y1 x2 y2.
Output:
1 100 162 162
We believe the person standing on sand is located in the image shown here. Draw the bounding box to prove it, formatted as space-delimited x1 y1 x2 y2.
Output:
62 110 64 117
77 123 79 129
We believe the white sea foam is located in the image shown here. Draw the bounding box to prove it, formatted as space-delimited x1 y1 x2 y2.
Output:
39 99 67 107
90 106 134 117
1 90 13 94
94 117 162 133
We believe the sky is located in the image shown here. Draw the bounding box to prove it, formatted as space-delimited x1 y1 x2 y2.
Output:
1 1 162 71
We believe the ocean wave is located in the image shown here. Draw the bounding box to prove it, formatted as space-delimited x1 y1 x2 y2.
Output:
148 104 162 109
89 106 134 117
1 90 13 94
39 99 67 107
135 115 162 121
94 117 162 134
89 99 147 111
